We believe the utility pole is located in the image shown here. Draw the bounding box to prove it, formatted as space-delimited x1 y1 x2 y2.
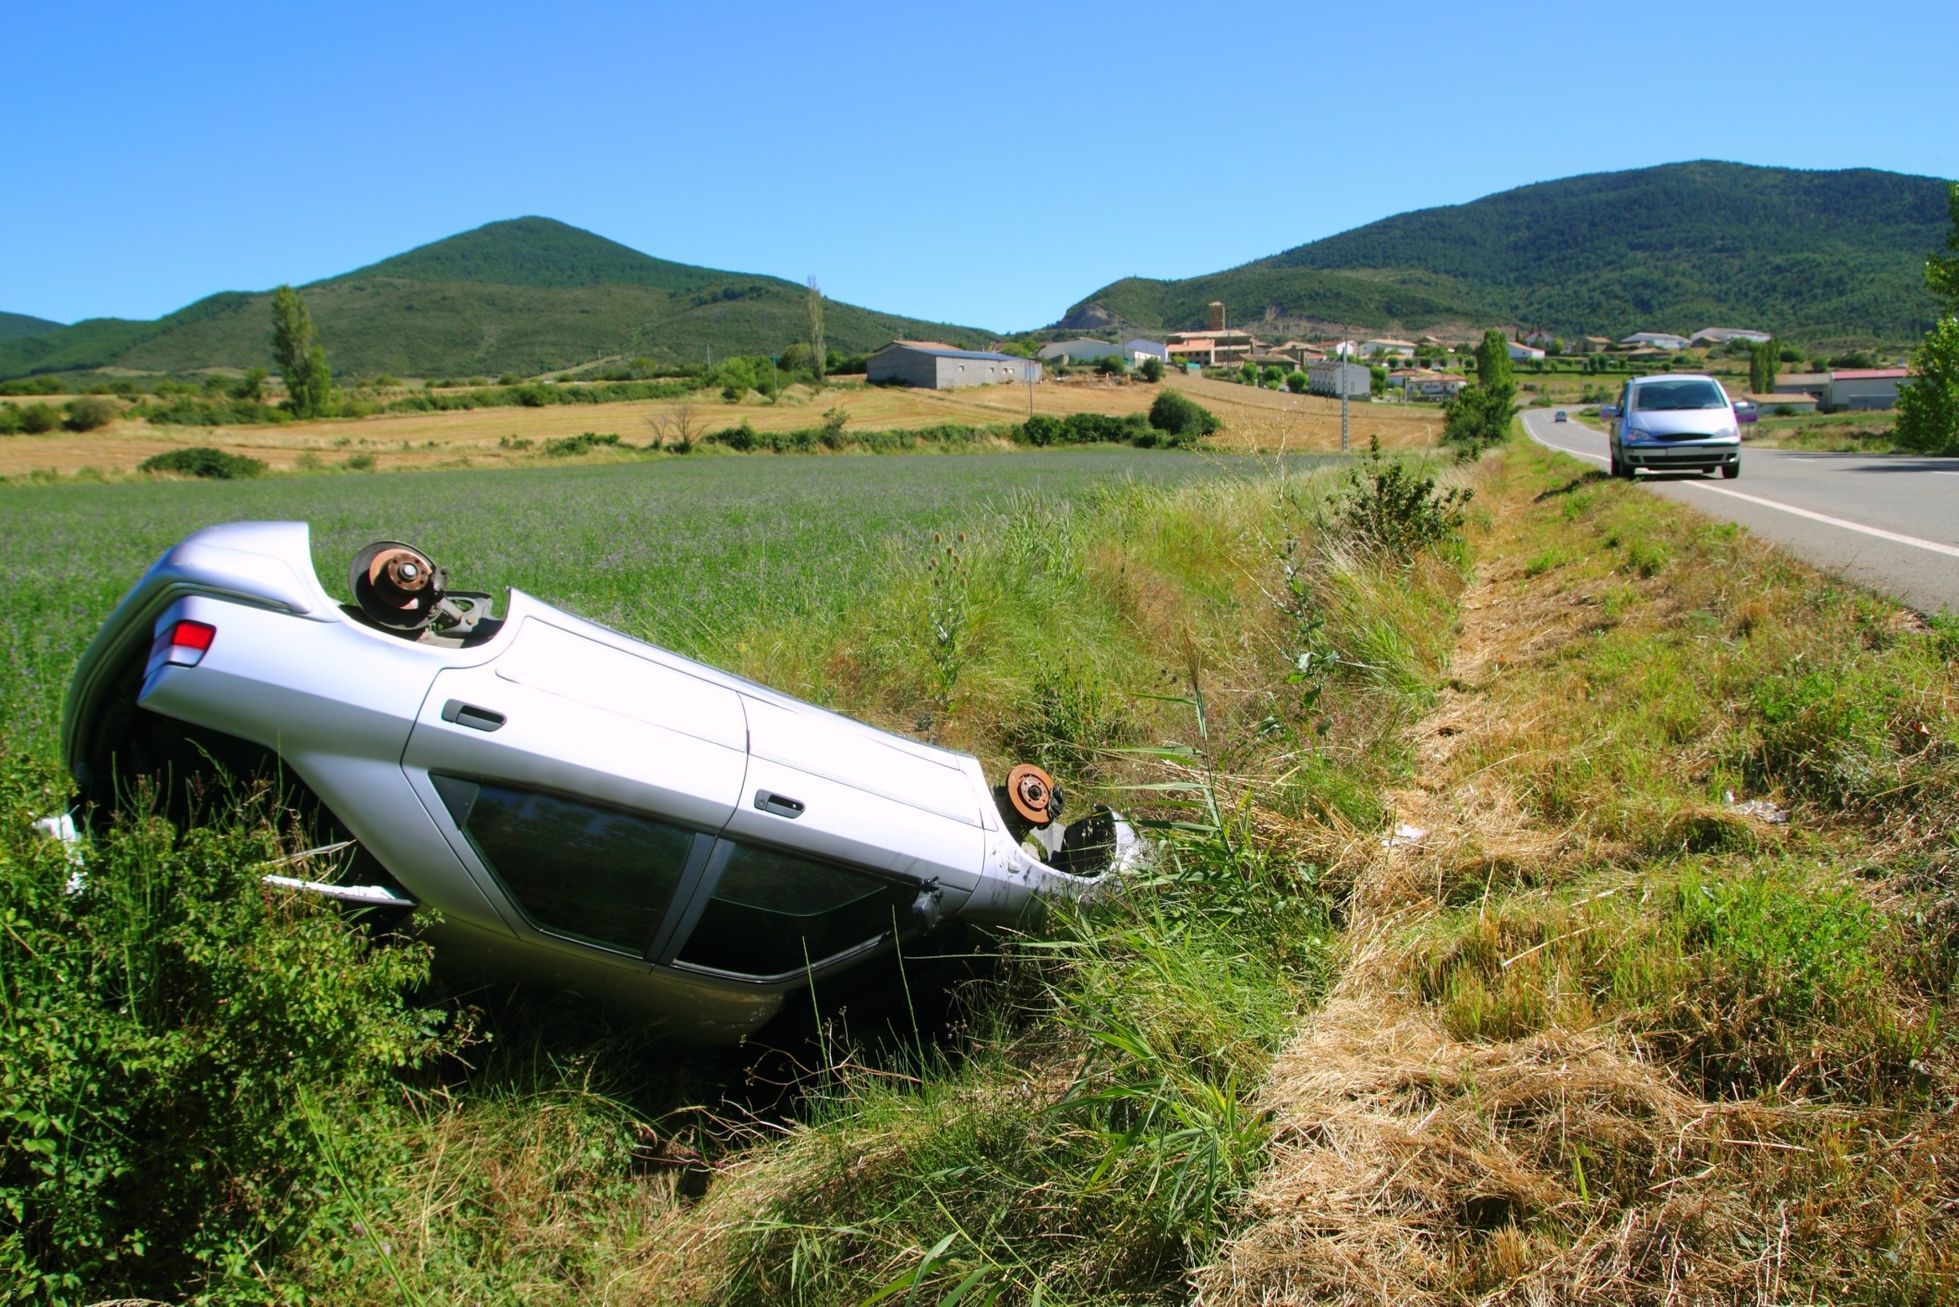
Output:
1338 323 1349 453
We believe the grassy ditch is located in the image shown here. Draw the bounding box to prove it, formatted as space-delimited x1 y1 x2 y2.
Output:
1 450 1473 1301
1204 438 1959 1303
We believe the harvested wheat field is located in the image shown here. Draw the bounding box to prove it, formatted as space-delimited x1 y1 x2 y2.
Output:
0 373 1441 477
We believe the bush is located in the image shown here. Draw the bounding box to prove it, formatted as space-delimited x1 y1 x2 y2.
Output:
1094 354 1129 377
542 431 622 456
1333 438 1472 561
1017 412 1151 447
0 759 454 1299
1146 390 1220 444
61 396 118 432
1138 356 1164 383
1285 370 1308 394
16 402 59 434
0 405 19 435
138 446 268 479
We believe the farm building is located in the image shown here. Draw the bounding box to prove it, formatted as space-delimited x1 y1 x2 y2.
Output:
1037 338 1122 363
1359 338 1416 358
1124 338 1170 363
1826 368 1910 409
1620 331 1691 351
868 342 1040 390
1307 360 1370 399
1506 341 1546 362
1166 328 1258 366
1773 372 1831 399
1691 327 1773 346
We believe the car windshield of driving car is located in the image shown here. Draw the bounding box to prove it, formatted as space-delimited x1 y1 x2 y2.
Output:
1633 380 1728 411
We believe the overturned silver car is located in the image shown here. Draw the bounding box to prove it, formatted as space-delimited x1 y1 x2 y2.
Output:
63 523 1143 1040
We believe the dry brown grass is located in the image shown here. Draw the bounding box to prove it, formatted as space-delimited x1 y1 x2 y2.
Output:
0 373 1443 477
1195 444 1959 1305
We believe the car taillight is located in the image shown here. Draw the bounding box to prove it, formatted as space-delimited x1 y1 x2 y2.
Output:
157 619 217 667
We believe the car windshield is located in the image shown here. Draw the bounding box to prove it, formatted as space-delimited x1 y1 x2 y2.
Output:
1633 380 1728 411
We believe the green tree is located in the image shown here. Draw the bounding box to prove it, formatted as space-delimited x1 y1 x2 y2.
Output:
1285 369 1308 393
1096 353 1130 377
269 285 332 418
1898 184 1959 454
1927 181 1959 314
806 277 826 382
1748 338 1779 393
1895 317 1959 454
1474 329 1514 391
1138 355 1164 383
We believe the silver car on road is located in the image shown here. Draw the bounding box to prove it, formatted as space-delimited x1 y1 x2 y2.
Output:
63 523 1143 1041
1606 373 1741 480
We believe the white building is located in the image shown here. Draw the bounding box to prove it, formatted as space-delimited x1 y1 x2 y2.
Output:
1506 341 1546 362
1123 338 1170 364
1307 360 1370 399
1620 331 1691 351
1359 337 1416 358
868 342 1041 389
1691 327 1773 346
1037 338 1123 363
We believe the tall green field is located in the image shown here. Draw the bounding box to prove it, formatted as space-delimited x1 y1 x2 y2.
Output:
0 449 1336 756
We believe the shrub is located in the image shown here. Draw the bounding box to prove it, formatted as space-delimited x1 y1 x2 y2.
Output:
16 402 59 434
138 446 268 479
1139 355 1164 383
1332 438 1472 561
542 431 622 456
62 396 118 432
1094 354 1129 377
0 761 454 1300
0 405 20 435
1285 370 1308 394
1146 390 1220 444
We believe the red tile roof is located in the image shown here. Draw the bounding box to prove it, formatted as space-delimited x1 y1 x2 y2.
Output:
1829 368 1909 380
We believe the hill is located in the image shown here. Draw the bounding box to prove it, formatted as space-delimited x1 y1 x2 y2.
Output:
0 311 64 342
1060 161 1950 340
0 218 991 381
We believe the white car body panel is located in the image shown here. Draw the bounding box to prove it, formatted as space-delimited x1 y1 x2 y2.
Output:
64 521 1138 1041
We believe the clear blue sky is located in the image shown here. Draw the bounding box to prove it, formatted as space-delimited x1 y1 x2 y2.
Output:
4 0 1953 333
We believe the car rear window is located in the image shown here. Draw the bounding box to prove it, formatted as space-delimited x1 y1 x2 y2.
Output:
1632 380 1728 411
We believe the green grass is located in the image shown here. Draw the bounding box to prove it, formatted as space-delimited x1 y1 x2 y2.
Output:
0 449 1335 759
0 443 1470 1302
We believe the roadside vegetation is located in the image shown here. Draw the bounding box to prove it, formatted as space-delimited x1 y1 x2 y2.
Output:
0 447 1472 1301
5 406 1954 1300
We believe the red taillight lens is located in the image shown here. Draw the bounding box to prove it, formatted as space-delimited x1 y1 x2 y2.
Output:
156 619 217 667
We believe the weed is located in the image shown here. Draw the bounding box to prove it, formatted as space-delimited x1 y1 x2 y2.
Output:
1331 438 1471 562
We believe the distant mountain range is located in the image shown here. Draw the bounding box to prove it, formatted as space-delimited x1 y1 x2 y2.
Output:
0 311 64 343
6 162 1948 383
0 218 990 381
1059 161 1949 342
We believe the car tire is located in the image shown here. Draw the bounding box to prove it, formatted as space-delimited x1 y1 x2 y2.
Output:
1609 448 1622 479
1721 463 1739 479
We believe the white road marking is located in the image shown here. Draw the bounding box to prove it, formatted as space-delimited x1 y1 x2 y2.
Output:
1687 484 1959 558
1527 419 1959 560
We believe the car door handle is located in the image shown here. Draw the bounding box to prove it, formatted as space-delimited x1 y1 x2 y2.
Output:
754 790 805 819
440 699 506 732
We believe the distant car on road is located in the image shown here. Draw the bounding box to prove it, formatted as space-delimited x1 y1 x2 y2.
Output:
61 524 1145 1042
1553 409 1568 423
1604 374 1740 480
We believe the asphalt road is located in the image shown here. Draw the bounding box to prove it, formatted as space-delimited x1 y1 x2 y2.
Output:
1521 408 1959 616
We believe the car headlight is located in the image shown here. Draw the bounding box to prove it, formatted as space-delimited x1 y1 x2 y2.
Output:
1625 424 1653 442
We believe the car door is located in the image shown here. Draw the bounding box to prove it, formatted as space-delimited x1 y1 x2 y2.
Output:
402 615 748 959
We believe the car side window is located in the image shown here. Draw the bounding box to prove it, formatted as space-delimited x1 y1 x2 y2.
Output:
437 778 699 956
676 842 916 979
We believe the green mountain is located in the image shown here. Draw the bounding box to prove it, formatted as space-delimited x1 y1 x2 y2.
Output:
0 311 64 342
0 218 991 381
1060 162 1950 340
